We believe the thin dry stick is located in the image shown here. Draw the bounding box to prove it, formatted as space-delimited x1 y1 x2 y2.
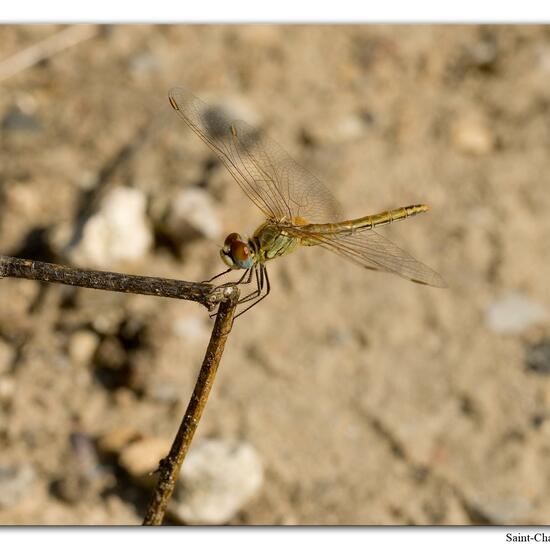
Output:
0 255 232 310
0 254 240 525
142 294 238 525
0 25 99 82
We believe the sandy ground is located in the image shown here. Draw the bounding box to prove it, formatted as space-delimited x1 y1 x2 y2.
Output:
1 24 550 525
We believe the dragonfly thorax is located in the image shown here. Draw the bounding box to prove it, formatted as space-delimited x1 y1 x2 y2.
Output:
220 232 256 270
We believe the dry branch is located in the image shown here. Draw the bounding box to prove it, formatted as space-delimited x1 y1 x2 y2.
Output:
0 254 240 525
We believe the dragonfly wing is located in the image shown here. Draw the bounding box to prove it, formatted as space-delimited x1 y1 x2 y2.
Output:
285 226 446 287
169 87 343 223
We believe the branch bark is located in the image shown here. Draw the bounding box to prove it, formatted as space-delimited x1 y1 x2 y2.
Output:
0 255 232 310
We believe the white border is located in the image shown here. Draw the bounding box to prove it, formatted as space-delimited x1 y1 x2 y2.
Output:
1 0 550 23
2 4 549 549
1 526 547 549
1 527 550 550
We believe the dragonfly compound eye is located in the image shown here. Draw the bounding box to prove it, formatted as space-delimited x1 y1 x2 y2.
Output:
230 241 249 261
230 240 254 269
224 233 241 246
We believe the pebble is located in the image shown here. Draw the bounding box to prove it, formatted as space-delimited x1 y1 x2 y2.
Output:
68 330 100 365
97 426 141 455
52 432 108 503
118 437 170 484
128 53 161 76
172 315 211 342
525 340 550 375
0 464 36 508
0 376 15 403
170 439 264 525
466 39 498 70
165 188 222 242
485 293 547 334
334 114 367 141
0 339 15 374
451 116 495 156
1 106 40 133
67 186 153 268
472 495 533 524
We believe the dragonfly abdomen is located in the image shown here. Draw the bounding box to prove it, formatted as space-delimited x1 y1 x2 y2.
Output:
304 204 430 235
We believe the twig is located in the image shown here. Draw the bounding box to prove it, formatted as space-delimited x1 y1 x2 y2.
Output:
0 254 240 525
0 255 232 311
0 24 99 82
142 295 238 525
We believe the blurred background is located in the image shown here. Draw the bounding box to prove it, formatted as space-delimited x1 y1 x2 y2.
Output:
1 24 550 525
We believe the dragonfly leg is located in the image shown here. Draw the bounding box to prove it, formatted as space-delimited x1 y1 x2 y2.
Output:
233 264 271 319
238 264 264 304
201 268 232 284
208 268 256 319
237 268 254 285
215 267 254 288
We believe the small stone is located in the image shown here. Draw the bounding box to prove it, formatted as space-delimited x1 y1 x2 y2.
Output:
466 40 498 70
172 315 211 342
0 464 36 508
451 116 495 156
334 114 366 141
68 330 100 364
0 376 15 403
67 186 153 268
52 432 108 503
485 293 547 334
165 188 222 242
128 53 161 76
525 340 550 375
118 437 170 483
94 336 126 371
472 495 533 524
170 439 264 525
2 106 40 132
0 339 15 374
97 426 141 455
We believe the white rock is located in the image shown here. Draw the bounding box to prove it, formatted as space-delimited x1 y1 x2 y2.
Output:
68 187 153 268
167 188 222 241
97 426 141 455
0 464 36 508
335 114 366 141
118 437 170 483
451 117 495 156
486 293 547 334
473 495 533 524
170 439 263 525
128 53 161 76
68 330 100 364
172 315 211 342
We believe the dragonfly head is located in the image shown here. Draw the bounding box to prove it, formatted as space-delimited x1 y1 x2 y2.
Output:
220 233 255 270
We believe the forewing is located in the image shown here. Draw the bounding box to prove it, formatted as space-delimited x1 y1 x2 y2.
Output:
285 226 446 287
169 87 343 223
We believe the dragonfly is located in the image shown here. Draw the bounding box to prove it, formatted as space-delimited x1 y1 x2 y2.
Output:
168 87 446 317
